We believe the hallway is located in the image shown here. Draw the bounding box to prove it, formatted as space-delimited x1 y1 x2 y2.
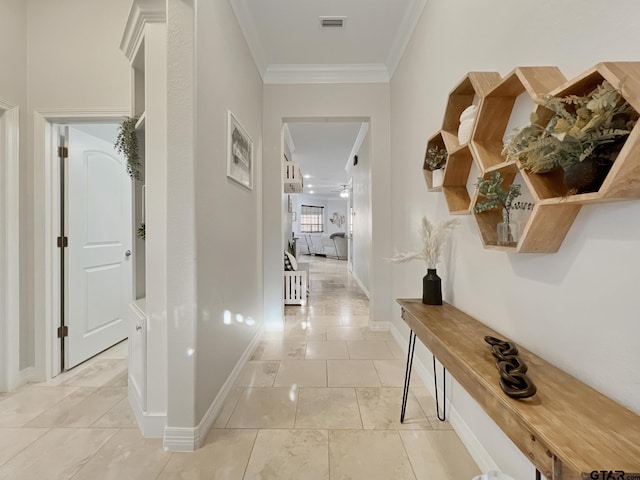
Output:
0 257 479 479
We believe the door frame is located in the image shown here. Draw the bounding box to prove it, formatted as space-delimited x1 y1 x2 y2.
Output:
0 100 20 391
33 109 129 381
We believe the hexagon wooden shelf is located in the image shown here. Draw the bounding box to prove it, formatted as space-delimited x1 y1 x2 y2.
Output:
423 131 446 192
471 164 581 253
425 62 640 253
441 72 502 152
442 144 477 215
522 62 640 205
471 66 567 172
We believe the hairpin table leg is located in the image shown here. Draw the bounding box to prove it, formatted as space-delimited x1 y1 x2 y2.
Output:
400 330 416 423
433 355 447 421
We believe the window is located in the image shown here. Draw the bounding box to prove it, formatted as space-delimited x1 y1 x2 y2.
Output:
300 205 324 233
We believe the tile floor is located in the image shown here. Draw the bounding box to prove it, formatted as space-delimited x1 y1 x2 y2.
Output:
0 256 480 479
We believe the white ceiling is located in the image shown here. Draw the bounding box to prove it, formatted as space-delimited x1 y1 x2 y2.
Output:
229 0 428 82
232 1 423 195
287 122 363 198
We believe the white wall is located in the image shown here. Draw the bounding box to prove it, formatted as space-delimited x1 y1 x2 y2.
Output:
263 83 391 330
0 0 27 372
22 0 131 380
351 132 372 294
390 0 640 477
193 0 263 425
325 198 348 235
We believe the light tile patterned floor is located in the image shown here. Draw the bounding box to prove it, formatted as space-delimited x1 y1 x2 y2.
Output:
0 256 480 479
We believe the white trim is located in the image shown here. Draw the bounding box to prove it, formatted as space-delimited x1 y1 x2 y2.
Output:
19 367 37 385
228 0 269 78
33 112 57 382
369 322 390 332
351 270 370 299
282 124 295 157
386 0 430 77
33 110 131 383
263 64 390 84
389 322 499 473
128 301 147 410
120 0 167 61
128 382 167 438
163 325 264 451
345 122 369 174
0 103 20 392
35 109 129 122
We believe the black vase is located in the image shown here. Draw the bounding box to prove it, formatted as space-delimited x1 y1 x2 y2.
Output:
563 156 612 194
422 269 442 305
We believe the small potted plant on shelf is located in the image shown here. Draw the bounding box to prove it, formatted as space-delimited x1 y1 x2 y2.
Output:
387 216 458 305
474 172 533 246
424 145 448 189
502 80 638 195
115 116 143 181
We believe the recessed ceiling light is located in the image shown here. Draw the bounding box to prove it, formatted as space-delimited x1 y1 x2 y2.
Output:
303 174 311 179
307 184 314 188
309 190 315 194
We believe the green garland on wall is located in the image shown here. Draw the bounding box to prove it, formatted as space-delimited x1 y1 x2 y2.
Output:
115 116 143 180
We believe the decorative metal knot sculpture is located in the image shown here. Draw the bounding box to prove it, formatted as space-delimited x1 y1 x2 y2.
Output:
484 336 537 399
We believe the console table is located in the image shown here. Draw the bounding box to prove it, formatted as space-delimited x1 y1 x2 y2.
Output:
397 298 640 480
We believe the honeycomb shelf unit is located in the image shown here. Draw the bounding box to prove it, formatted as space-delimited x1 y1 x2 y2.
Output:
521 62 640 205
424 62 640 253
441 71 502 152
423 131 446 192
471 164 581 253
440 72 502 214
442 144 477 214
471 66 567 172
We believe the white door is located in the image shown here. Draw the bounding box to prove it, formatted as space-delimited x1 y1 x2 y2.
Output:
65 126 131 369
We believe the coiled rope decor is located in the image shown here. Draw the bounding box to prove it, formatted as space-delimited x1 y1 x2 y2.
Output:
484 336 537 399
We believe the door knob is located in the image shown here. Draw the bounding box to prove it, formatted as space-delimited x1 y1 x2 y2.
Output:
125 250 132 257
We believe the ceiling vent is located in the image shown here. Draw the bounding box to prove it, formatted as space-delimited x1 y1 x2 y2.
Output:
320 17 346 29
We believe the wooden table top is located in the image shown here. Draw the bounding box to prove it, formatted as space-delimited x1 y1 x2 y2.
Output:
398 299 640 479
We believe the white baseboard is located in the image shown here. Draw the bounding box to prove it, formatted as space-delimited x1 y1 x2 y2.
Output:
369 321 390 332
18 367 37 386
389 323 499 473
128 383 166 438
163 325 264 452
163 426 198 452
351 271 370 299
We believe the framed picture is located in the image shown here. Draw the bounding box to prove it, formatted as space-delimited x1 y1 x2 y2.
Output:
287 195 292 213
227 110 253 190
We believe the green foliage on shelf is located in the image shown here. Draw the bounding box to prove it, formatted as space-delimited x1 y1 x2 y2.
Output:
503 80 637 173
473 172 525 223
424 146 448 171
115 116 143 180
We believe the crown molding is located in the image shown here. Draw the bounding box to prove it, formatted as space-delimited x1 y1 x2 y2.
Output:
386 0 429 78
35 108 129 122
229 0 268 78
120 0 167 61
264 64 390 84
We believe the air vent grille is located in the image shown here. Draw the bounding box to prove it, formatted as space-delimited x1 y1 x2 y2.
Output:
320 17 345 29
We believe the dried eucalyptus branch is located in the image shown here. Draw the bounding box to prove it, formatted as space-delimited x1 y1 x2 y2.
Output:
387 216 459 269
